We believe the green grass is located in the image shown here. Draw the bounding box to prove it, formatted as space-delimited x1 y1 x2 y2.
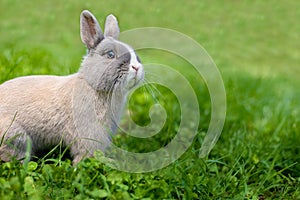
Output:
1 0 300 199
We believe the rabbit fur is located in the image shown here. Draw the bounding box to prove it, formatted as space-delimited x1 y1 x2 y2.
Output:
0 10 144 164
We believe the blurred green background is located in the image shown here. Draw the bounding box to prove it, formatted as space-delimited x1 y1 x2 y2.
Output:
1 0 299 80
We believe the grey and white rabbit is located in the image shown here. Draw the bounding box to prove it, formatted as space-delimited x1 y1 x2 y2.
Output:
0 10 144 164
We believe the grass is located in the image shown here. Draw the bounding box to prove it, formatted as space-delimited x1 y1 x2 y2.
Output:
0 0 300 199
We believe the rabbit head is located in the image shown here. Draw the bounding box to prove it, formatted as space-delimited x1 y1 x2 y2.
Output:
79 10 144 93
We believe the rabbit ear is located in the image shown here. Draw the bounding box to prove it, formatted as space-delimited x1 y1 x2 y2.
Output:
80 10 104 49
104 14 120 39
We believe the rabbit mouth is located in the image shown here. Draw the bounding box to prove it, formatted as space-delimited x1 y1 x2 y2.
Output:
126 76 141 90
125 63 144 90
126 70 144 90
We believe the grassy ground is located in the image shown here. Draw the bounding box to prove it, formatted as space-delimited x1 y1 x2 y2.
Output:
0 0 300 199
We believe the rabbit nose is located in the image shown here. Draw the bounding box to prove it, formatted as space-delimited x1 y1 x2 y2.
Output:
131 65 139 72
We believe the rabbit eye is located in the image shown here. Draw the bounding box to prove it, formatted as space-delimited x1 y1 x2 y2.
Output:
106 50 115 59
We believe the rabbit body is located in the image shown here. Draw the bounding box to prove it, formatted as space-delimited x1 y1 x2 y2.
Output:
0 10 144 164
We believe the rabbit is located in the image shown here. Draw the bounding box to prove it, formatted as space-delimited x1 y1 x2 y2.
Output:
0 10 144 164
